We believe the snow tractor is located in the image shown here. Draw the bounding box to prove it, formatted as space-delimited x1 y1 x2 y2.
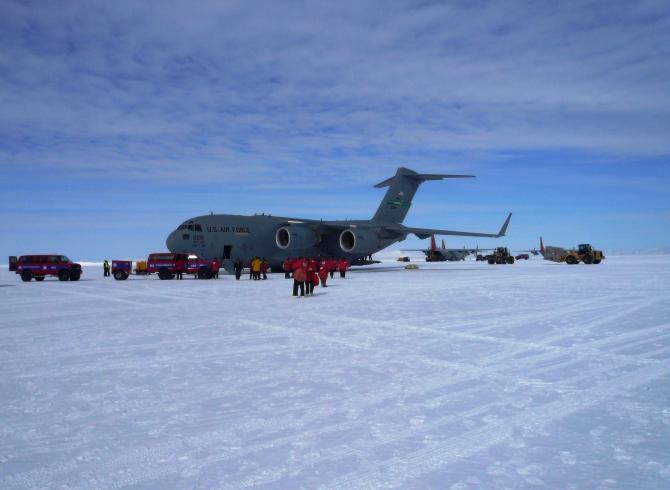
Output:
563 243 605 264
486 247 515 265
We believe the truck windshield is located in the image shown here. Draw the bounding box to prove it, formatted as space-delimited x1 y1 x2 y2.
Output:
60 256 70 263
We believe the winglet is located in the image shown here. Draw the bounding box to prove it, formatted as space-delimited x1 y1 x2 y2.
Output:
497 213 512 237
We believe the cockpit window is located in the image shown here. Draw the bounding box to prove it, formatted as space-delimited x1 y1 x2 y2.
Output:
177 223 202 231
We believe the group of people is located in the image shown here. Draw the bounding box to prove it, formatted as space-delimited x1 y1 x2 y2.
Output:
246 257 269 280
283 257 349 298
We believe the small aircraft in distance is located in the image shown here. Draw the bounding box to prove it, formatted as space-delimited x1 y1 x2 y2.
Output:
403 235 479 262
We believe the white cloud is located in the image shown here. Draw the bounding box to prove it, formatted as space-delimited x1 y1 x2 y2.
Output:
1 0 669 185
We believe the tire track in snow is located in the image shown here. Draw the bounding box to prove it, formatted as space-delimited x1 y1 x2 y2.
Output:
8 311 666 490
320 361 670 490
2 288 665 489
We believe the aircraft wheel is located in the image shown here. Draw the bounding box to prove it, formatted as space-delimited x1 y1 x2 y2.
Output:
58 270 70 281
34 276 45 281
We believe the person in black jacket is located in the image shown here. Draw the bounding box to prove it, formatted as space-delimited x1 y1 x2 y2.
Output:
234 259 244 280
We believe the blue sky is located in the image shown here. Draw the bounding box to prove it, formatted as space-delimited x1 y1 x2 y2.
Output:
1 0 669 261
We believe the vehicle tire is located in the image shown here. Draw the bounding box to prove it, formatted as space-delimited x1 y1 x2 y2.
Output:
114 270 127 281
566 256 578 265
158 269 170 280
198 268 212 280
507 256 515 264
593 259 601 264
488 259 495 265
582 255 594 264
69 272 81 281
58 269 70 281
20 270 32 282
34 276 45 281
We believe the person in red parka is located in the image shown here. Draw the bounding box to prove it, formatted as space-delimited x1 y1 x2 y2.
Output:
211 258 220 279
319 259 329 287
305 258 317 296
327 258 336 279
175 257 185 280
339 258 349 278
292 259 307 297
283 257 292 279
261 258 269 280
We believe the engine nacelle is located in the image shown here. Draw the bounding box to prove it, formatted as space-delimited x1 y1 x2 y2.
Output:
339 228 379 255
275 225 319 250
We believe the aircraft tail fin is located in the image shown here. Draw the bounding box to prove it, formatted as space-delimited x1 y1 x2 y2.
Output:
441 239 446 250
372 167 474 223
540 236 545 255
430 235 437 251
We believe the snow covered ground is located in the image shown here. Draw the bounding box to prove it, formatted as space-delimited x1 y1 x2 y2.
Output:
1 256 669 489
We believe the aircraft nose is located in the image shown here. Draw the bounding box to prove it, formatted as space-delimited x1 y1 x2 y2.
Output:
166 230 179 251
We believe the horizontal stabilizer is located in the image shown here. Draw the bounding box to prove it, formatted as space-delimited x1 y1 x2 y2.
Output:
374 173 474 188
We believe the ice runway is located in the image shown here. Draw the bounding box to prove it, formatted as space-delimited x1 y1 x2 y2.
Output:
1 256 670 489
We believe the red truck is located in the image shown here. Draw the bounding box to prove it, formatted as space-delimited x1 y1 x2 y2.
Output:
515 254 530 260
147 253 217 280
12 254 82 282
111 260 132 280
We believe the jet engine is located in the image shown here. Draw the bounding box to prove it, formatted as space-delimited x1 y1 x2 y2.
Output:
275 225 319 250
339 228 379 255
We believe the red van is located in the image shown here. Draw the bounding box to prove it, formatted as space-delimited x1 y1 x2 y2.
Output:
147 253 214 280
15 255 82 282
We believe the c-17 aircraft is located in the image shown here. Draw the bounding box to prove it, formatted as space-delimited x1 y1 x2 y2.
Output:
165 167 512 271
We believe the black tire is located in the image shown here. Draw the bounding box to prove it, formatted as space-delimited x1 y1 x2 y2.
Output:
70 272 81 281
198 268 212 280
34 276 45 281
566 256 578 265
582 255 594 264
113 270 127 281
593 259 601 264
21 271 32 282
507 256 515 264
488 259 495 265
158 269 174 280
58 269 70 281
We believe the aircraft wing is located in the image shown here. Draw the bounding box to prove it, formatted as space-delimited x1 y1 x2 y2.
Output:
388 213 512 240
401 247 479 253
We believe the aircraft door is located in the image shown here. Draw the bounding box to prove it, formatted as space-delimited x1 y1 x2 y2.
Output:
223 245 232 260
